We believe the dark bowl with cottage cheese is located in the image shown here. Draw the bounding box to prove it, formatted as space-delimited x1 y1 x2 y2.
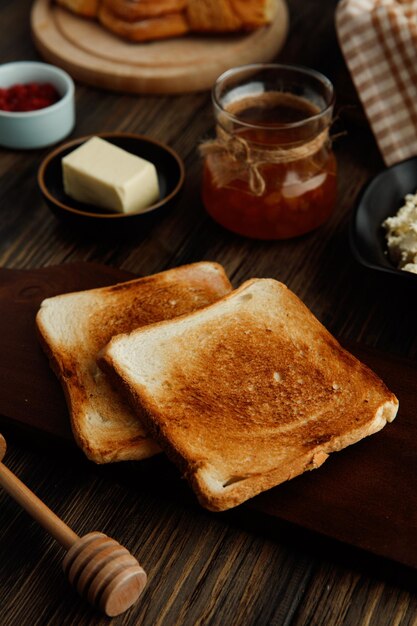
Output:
350 156 417 280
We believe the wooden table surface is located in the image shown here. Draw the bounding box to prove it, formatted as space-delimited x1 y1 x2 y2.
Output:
1 1 417 624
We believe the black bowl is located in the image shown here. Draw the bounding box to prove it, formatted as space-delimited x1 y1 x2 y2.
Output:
38 133 185 232
350 156 417 281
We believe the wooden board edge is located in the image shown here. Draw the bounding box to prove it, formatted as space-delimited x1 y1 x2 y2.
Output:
31 0 289 94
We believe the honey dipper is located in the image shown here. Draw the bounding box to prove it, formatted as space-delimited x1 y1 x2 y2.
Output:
0 433 147 616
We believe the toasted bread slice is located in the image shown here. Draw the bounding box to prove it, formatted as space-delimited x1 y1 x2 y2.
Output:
101 278 399 511
36 262 231 463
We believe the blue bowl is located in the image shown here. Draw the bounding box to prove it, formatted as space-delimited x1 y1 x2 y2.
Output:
0 61 75 150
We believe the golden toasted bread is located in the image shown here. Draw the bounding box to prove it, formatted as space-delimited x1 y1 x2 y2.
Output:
36 262 232 463
101 278 399 511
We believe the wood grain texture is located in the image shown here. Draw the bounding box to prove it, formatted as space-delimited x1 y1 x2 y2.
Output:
0 263 415 570
1 0 417 624
0 453 78 549
0 263 133 440
31 0 289 93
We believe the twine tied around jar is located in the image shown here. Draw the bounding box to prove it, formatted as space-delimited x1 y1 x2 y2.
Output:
200 127 330 197
200 91 330 196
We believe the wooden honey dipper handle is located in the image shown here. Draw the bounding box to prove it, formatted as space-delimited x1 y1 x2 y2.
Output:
0 434 146 616
0 451 78 549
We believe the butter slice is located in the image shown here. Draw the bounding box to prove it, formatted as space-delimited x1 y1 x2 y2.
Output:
62 137 160 214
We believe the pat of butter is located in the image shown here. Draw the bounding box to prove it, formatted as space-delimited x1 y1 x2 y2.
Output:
62 136 160 214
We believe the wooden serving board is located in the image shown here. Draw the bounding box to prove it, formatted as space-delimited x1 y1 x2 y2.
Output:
0 263 133 440
1 262 416 571
31 0 289 94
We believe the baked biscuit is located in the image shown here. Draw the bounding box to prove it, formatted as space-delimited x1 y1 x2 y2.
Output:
186 0 241 32
56 0 100 17
101 0 187 20
98 5 189 40
186 0 273 32
231 0 275 28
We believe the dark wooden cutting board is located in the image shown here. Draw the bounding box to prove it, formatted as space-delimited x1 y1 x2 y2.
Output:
0 263 415 570
0 263 134 440
251 345 417 570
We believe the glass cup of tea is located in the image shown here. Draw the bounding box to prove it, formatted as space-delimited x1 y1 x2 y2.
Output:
201 63 337 240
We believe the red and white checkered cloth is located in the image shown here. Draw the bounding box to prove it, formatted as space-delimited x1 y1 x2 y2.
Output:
336 0 417 166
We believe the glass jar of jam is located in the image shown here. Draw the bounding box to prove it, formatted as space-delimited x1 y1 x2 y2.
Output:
201 64 337 240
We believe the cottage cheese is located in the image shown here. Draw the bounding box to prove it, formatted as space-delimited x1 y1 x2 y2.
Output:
382 192 417 274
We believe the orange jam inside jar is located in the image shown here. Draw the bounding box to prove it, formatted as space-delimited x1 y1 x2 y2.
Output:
201 64 337 240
